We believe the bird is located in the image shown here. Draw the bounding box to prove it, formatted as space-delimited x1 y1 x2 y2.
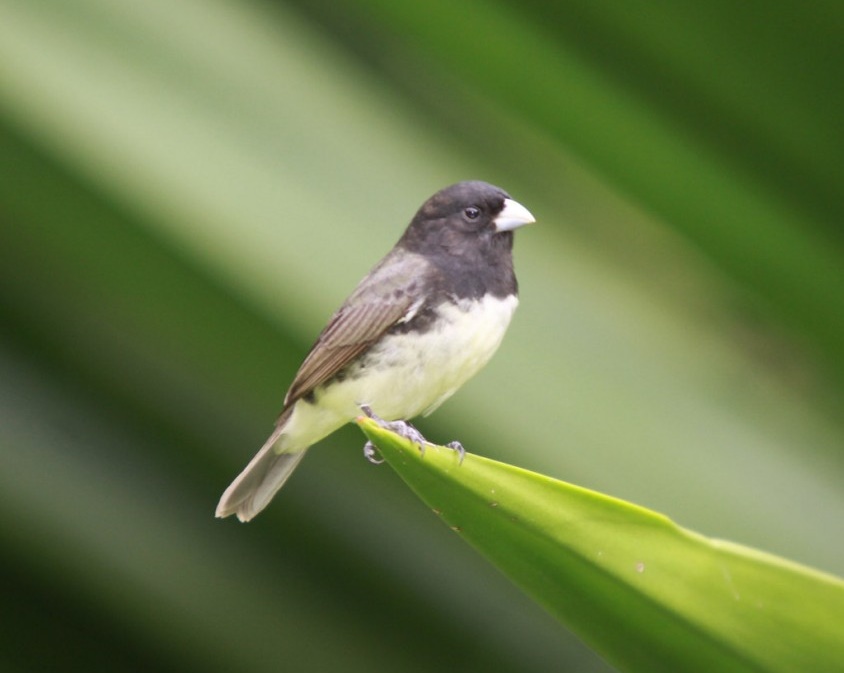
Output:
216 181 534 522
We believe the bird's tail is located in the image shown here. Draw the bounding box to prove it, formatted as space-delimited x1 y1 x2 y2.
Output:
215 425 307 522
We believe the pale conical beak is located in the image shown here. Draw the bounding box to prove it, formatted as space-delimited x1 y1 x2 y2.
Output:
494 198 535 232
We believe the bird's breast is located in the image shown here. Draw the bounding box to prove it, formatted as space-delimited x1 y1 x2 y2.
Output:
280 293 519 451
349 293 519 418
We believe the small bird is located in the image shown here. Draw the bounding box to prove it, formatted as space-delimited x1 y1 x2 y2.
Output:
216 181 534 521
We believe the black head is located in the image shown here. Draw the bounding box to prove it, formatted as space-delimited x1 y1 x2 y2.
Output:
397 181 534 299
398 181 534 259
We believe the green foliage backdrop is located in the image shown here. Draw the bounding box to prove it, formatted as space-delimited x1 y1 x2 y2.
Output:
1 1 841 671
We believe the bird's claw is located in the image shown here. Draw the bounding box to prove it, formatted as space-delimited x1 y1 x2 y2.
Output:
363 440 384 464
360 404 427 454
360 404 465 464
446 440 466 465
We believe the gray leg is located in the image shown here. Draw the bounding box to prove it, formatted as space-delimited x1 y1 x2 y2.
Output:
360 404 466 464
359 404 427 452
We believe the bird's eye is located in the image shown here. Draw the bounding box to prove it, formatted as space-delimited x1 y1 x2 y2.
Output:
464 206 481 220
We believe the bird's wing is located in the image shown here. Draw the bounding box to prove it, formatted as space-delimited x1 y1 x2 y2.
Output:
281 250 431 408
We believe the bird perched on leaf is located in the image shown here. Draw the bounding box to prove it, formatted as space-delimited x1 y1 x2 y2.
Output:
216 181 534 521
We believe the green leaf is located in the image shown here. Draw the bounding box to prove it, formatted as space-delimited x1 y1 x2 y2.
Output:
358 417 844 673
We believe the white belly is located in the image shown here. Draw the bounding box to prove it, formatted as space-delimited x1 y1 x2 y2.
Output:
280 294 518 451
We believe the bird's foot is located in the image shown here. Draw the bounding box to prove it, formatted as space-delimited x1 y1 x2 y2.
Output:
359 405 466 463
363 440 384 465
446 440 466 465
359 404 427 456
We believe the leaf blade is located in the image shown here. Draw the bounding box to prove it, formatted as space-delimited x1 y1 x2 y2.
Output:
358 417 844 673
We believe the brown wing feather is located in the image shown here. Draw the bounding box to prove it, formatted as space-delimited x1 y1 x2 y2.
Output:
281 250 430 408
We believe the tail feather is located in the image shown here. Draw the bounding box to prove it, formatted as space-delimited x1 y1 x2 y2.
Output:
216 427 308 522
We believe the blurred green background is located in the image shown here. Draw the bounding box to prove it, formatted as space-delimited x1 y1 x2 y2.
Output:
1 1 842 671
